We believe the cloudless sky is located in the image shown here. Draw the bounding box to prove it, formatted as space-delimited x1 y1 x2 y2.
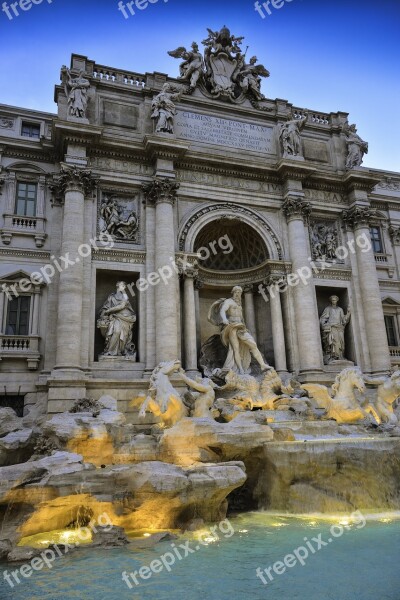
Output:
0 0 399 171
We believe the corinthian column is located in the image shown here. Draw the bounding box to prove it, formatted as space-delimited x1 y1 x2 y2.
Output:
143 178 180 363
182 265 198 373
243 285 257 342
266 275 288 374
53 166 96 371
342 206 391 374
283 196 323 374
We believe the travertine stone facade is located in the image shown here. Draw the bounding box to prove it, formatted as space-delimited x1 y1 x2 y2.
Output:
0 41 399 415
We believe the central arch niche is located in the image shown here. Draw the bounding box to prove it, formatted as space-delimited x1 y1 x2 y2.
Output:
194 218 269 271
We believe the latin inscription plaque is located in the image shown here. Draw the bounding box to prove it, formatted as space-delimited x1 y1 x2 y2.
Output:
175 111 274 153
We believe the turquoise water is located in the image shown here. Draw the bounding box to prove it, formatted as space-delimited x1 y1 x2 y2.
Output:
1 513 400 600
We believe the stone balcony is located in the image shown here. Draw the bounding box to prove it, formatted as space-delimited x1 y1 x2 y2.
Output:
1 214 47 248
0 335 40 370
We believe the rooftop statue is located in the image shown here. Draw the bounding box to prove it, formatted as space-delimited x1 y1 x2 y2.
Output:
167 42 204 92
61 67 90 119
342 122 368 169
151 83 184 134
236 56 270 101
279 113 308 158
167 26 270 103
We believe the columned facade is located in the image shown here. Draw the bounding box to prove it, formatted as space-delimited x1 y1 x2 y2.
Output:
282 195 324 376
0 50 398 416
143 178 180 364
54 164 96 372
343 205 391 374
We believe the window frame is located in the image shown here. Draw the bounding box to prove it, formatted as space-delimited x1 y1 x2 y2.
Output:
21 121 41 139
15 181 38 217
370 226 384 254
384 314 399 347
5 295 31 336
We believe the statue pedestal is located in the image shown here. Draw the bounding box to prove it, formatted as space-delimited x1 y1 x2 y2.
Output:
98 355 137 364
324 360 354 373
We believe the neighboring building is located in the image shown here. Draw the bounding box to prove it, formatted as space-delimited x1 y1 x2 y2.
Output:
1 31 399 417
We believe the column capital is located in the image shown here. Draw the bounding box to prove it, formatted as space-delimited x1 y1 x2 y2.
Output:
180 264 199 280
389 225 400 246
342 205 376 230
142 177 180 206
194 278 204 291
264 273 286 289
51 164 98 200
282 196 312 222
243 284 255 294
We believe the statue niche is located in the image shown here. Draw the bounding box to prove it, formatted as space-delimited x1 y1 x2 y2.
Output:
320 295 351 365
97 281 137 360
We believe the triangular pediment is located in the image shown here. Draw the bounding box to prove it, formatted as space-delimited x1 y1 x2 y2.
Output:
382 296 400 306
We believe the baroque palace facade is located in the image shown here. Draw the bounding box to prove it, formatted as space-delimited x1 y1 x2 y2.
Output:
1 27 400 417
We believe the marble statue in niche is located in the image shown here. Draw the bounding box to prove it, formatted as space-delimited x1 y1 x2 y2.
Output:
151 83 184 134
99 197 139 241
320 295 351 364
279 113 308 158
97 282 137 359
208 286 271 375
61 67 90 119
342 122 368 169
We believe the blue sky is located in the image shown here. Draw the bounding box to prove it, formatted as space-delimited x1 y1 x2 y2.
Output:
0 0 399 171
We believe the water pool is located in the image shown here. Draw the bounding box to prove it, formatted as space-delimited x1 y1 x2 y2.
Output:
1 513 399 600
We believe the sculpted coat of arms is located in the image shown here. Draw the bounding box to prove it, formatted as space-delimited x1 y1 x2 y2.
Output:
168 25 270 104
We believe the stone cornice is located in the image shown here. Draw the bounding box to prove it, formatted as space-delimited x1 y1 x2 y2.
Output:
342 169 382 194
276 159 316 182
92 248 146 263
143 135 189 161
142 177 180 206
313 267 352 281
53 121 103 147
0 248 51 260
197 259 292 287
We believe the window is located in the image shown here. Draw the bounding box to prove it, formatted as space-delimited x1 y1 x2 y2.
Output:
5 296 31 336
15 182 37 217
21 122 40 139
370 227 383 254
384 315 398 347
